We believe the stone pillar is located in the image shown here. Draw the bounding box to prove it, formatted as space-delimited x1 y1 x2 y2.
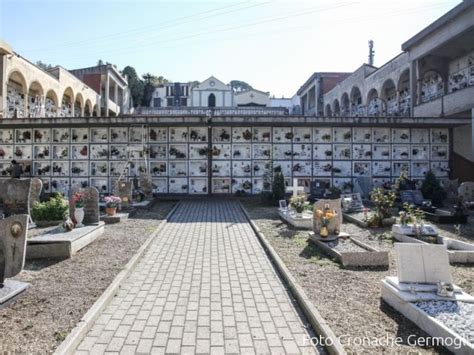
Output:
71 98 75 117
114 82 118 104
409 60 418 115
105 74 110 116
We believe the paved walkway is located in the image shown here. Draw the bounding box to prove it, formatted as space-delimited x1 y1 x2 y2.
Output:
75 200 317 354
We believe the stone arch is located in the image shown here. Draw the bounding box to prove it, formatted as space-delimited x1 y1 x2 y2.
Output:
84 99 92 117
325 104 332 117
420 69 445 103
61 87 74 117
45 89 59 117
341 93 350 116
27 81 45 117
208 93 216 107
6 70 28 118
350 86 363 116
92 104 99 117
333 99 340 117
367 88 384 116
381 79 397 116
74 93 84 117
398 69 410 116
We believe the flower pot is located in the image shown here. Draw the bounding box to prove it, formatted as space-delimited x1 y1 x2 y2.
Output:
106 207 117 216
74 207 85 227
320 226 329 238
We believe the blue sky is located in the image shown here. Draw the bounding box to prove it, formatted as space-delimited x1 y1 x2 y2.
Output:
0 0 460 97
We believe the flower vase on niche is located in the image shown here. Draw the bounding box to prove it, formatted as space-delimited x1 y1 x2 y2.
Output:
72 192 84 227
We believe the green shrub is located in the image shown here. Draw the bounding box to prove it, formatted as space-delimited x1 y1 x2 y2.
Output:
272 171 286 202
421 170 447 206
31 194 69 221
370 187 396 222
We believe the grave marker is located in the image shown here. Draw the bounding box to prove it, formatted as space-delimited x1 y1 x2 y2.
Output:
287 178 305 198
395 243 453 284
29 177 43 211
354 177 372 199
310 180 326 201
0 179 31 217
0 214 29 305
341 193 364 212
313 198 343 236
82 187 100 225
114 181 133 207
139 173 154 200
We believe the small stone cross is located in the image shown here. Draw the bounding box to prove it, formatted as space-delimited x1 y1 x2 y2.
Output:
287 178 305 198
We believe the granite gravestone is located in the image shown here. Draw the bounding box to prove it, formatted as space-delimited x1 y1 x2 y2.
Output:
139 174 154 200
354 177 373 199
82 187 100 225
341 193 364 213
310 180 326 201
0 179 32 217
441 179 458 200
29 177 43 211
114 181 133 207
313 198 342 235
0 214 29 305
395 243 453 284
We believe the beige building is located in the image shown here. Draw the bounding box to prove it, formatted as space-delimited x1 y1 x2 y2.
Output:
0 40 100 119
234 89 269 107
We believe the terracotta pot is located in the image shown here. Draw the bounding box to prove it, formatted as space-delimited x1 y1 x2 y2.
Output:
106 207 117 216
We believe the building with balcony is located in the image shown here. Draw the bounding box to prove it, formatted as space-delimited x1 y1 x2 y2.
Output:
69 64 132 116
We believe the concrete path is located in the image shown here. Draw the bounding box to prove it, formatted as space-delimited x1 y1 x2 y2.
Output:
74 200 317 354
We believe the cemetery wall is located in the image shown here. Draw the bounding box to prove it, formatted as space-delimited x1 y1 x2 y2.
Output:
0 116 461 195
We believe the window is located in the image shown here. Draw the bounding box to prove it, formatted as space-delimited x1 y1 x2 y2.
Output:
181 98 187 106
167 98 174 107
153 98 161 107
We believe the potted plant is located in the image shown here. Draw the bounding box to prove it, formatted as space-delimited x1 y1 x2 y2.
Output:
104 195 121 216
289 194 309 217
72 192 84 227
369 187 396 227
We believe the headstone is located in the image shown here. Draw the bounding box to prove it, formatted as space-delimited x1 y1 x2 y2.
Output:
287 178 305 198
395 243 453 284
139 173 154 200
341 193 364 212
441 179 458 200
354 177 373 199
313 198 342 235
29 177 43 211
0 214 29 305
278 200 287 211
0 179 32 217
82 187 100 225
400 190 415 205
412 190 427 205
310 180 326 200
114 181 133 208
458 182 474 204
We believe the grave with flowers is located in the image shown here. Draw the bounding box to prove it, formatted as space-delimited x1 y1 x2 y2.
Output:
308 198 389 267
100 195 129 224
26 187 104 259
278 179 313 229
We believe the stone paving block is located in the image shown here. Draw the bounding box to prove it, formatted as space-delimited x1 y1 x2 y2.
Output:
74 201 317 354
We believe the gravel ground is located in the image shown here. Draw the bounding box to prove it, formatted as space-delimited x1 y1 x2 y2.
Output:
416 301 474 343
240 197 474 354
0 200 176 354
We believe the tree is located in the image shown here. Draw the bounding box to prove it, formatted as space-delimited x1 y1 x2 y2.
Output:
36 60 53 71
122 66 144 108
421 171 447 206
142 73 158 107
272 171 286 202
229 80 253 93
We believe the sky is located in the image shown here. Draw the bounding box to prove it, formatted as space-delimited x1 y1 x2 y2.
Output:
0 0 461 98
